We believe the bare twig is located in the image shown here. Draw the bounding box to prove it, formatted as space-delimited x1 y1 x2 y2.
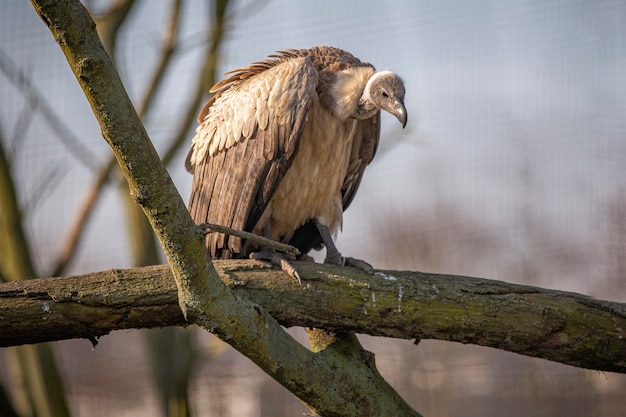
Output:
11 85 37 159
23 164 67 216
201 223 301 256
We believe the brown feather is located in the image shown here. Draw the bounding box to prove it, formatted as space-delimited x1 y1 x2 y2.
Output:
342 112 381 209
188 46 387 260
188 54 318 258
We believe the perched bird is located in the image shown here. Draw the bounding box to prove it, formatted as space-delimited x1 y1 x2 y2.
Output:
186 46 406 278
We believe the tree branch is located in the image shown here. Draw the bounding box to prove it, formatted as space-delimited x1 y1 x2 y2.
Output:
201 223 300 256
1 261 625 374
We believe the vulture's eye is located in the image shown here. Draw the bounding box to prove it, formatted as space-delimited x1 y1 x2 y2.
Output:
381 91 389 98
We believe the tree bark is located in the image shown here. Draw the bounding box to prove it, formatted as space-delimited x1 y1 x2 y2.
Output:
2 261 625 374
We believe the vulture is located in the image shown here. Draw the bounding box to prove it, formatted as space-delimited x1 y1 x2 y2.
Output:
186 46 407 278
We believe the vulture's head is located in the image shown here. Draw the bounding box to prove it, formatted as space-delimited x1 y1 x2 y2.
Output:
363 71 407 128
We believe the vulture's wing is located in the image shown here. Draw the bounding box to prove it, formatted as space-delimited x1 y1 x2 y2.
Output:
187 57 318 258
342 112 381 210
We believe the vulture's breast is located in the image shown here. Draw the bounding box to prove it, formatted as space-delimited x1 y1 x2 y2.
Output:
254 99 357 243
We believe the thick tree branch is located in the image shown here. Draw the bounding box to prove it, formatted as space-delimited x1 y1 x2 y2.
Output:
1 261 625 374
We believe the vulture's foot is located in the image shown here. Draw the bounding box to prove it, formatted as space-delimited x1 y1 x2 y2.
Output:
343 256 374 274
324 250 344 266
324 252 374 274
250 248 301 284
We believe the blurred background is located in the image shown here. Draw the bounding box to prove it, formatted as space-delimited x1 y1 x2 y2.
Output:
1 0 625 416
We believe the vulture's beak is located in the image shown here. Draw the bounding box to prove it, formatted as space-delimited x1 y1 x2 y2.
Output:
393 100 407 128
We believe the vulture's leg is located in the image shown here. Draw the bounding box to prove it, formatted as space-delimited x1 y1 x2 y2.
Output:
314 220 374 273
249 226 301 283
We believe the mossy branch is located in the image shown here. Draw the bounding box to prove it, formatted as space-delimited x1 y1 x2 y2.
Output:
1 261 625 374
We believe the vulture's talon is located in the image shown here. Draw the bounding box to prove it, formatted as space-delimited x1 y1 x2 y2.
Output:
343 257 374 274
250 249 301 284
323 251 374 274
279 258 301 284
324 252 344 266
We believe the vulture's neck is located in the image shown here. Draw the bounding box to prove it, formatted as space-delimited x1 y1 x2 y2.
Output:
356 70 395 119
330 66 377 121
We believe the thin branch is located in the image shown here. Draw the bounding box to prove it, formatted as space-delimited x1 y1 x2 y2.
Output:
10 85 37 160
201 223 300 256
22 164 67 217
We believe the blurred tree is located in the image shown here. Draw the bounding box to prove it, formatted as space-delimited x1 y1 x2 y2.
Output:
0 119 70 417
